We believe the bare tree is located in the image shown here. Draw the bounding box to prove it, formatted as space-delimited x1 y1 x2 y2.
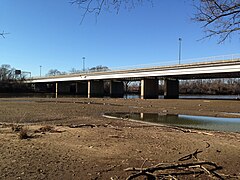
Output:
0 64 15 81
89 65 109 72
0 32 4 38
69 68 79 74
70 0 152 23
47 69 62 76
71 0 239 43
193 0 240 43
0 30 10 38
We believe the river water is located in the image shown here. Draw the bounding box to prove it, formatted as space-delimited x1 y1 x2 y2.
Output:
104 113 240 133
0 93 239 100
1 93 239 132
124 94 240 100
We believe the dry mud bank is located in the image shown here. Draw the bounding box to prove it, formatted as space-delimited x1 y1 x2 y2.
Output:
0 98 240 179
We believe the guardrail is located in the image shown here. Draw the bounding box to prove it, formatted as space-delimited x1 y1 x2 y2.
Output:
109 54 240 71
32 54 240 79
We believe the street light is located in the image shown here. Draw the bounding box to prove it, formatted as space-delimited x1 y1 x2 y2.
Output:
82 57 85 72
178 38 182 64
40 65 42 77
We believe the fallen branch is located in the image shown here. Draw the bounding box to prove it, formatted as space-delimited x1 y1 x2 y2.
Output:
125 161 223 180
170 126 214 135
178 149 203 161
206 142 211 148
68 124 97 128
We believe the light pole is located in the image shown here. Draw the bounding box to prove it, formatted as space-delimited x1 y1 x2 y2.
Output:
82 57 85 72
178 38 182 64
40 65 42 77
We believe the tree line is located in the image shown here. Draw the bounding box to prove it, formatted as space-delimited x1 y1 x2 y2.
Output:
126 79 240 95
180 79 240 95
47 65 110 76
0 64 29 93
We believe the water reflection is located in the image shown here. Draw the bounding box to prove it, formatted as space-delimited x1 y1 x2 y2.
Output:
104 112 240 132
0 93 239 100
124 94 240 100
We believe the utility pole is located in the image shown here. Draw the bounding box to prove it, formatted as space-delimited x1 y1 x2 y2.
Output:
178 38 182 64
82 57 85 72
40 65 42 77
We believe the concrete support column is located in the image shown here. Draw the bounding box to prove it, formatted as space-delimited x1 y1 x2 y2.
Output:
164 79 179 99
110 81 124 98
141 78 159 99
55 82 58 98
88 80 104 98
76 81 88 96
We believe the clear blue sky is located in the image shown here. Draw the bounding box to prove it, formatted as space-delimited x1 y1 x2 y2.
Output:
0 0 239 76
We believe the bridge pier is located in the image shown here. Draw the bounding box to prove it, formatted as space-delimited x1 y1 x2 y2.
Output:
76 81 88 96
141 78 159 99
110 81 124 98
88 80 104 98
164 79 179 99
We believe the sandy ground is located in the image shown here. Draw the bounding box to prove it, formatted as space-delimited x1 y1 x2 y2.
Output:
0 98 240 179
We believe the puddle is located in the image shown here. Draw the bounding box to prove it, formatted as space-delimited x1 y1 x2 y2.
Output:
104 112 240 132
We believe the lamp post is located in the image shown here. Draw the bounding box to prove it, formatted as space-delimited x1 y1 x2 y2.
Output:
82 57 85 72
40 65 42 77
178 38 182 64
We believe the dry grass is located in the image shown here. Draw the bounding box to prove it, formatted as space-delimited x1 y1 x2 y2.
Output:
11 124 23 132
34 125 62 133
18 127 31 139
39 125 54 132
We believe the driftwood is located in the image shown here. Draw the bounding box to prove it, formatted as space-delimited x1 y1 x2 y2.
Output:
178 149 203 161
124 149 226 180
169 126 214 135
67 123 119 129
68 124 98 128
125 161 223 180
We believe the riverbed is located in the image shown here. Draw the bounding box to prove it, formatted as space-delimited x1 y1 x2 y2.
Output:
0 98 240 179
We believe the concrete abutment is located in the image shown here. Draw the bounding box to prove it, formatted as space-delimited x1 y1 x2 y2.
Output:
75 81 88 96
141 78 159 99
88 80 104 98
110 81 124 98
164 79 179 99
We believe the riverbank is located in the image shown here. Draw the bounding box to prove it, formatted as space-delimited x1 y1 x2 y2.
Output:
0 98 240 179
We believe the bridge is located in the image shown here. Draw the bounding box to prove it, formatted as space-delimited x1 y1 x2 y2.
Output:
27 55 240 99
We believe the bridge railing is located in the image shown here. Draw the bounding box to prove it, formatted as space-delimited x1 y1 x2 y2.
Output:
108 54 240 71
32 54 240 79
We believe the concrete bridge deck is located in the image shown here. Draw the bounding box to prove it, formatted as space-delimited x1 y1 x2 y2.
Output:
28 59 240 83
27 58 240 99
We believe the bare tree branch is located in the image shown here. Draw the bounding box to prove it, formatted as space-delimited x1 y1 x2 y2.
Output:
193 0 240 43
0 31 10 38
70 0 152 23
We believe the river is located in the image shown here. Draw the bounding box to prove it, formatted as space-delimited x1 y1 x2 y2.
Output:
0 93 239 100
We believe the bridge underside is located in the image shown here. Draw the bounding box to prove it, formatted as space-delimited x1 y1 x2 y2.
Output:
32 73 240 99
28 59 240 99
32 78 180 99
167 72 240 80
